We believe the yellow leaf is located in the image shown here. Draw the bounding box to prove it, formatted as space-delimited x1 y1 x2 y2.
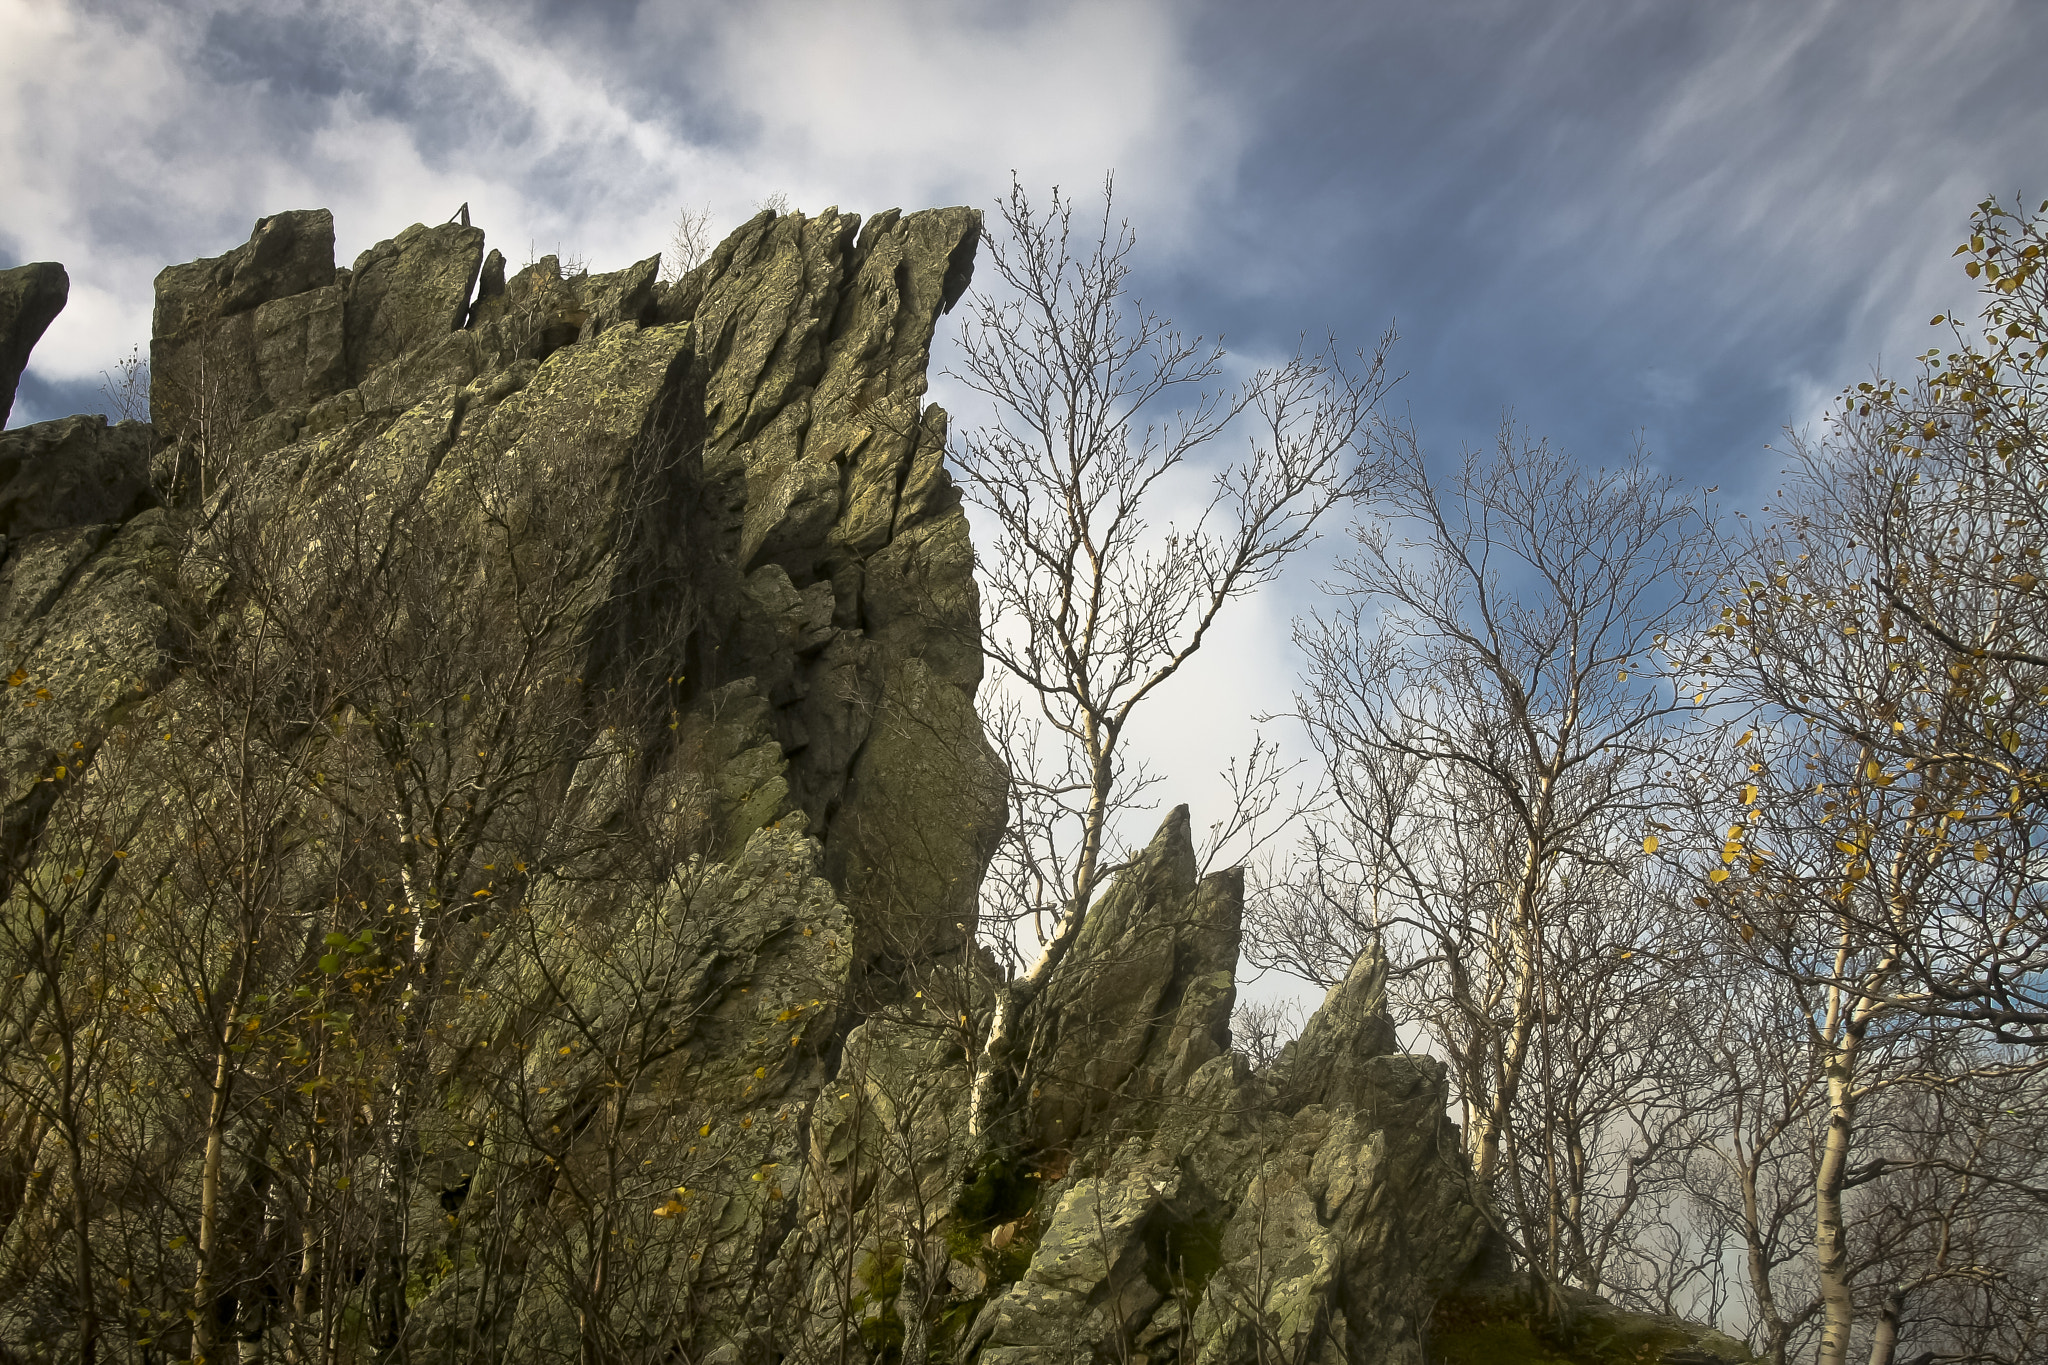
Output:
1736 729 1753 747
1708 868 1730 883
1742 783 1758 804
699 1123 712 1136
557 1045 572 1055
753 1067 766 1079
1641 835 1660 855
1974 841 1990 861
5 668 24 687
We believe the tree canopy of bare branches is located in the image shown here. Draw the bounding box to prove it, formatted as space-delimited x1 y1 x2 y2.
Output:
948 174 1391 1151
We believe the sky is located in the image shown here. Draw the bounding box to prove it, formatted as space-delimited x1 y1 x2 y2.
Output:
6 0 2047 996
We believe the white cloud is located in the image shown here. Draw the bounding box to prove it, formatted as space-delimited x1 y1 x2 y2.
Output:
686 0 1237 242
1 0 1232 395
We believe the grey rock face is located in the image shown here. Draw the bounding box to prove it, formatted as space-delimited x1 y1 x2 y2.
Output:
148 208 343 456
1269 941 1402 1111
0 203 1746 1365
0 261 67 428
149 208 335 342
1027 806 1241 1153
0 415 155 556
344 219 487 382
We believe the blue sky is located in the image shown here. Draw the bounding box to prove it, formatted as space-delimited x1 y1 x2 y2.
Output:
6 0 2046 970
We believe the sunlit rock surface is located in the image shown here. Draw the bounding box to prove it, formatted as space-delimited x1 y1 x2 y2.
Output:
0 205 1749 1364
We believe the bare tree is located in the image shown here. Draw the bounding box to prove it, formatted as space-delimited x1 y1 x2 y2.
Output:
1227 997 1302 1071
1255 429 1720 1307
948 175 1390 1152
661 204 716 283
97 344 149 425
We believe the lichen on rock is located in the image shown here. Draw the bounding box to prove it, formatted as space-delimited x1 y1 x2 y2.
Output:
0 202 1749 1365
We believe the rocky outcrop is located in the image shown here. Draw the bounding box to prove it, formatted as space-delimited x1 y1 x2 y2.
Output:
343 219 487 382
0 260 68 427
0 205 1748 1365
0 415 155 558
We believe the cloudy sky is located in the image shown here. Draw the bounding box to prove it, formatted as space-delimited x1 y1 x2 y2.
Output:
6 0 2046 984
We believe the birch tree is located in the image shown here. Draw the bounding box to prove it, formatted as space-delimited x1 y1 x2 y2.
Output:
1256 430 1719 1302
1673 728 2048 1365
949 176 1390 1149
1720 196 2048 1045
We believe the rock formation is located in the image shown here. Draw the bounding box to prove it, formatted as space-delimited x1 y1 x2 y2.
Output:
0 208 1751 1363
0 261 69 428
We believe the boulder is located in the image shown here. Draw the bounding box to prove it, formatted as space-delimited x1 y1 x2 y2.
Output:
0 414 155 557
968 1163 1187 1363
1026 807 1242 1153
344 219 486 382
149 208 340 444
150 207 334 340
1269 939 1403 1110
0 261 67 428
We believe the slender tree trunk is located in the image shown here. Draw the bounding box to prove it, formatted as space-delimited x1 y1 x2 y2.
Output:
1739 1158 1790 1365
1865 1286 1904 1365
57 1028 98 1364
192 1044 235 1362
1476 831 1546 1185
1814 994 1873 1365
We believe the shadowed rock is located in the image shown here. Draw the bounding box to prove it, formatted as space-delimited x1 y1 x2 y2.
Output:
0 415 155 557
0 261 67 428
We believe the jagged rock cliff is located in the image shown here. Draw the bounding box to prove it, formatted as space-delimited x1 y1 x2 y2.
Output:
0 208 1750 1364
